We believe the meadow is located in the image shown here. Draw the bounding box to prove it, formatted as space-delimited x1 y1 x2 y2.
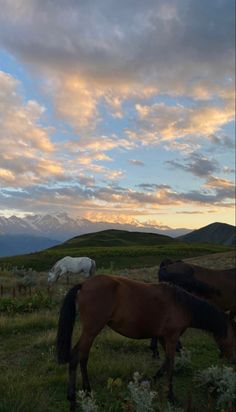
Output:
0 240 232 272
0 250 235 412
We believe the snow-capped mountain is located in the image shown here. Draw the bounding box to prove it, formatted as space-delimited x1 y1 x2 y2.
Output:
0 212 190 241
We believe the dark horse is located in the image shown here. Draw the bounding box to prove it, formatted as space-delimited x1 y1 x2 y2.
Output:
56 275 236 411
150 259 236 358
158 259 236 316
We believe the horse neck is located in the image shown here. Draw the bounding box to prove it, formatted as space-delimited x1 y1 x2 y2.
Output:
173 286 227 337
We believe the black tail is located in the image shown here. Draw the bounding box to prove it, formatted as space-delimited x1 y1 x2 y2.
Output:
172 286 227 338
56 284 82 364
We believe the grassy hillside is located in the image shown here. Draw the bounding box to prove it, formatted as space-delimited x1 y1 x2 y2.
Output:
0 229 233 272
58 229 174 247
0 252 235 412
178 222 235 245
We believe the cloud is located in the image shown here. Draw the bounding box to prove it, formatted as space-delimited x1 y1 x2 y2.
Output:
0 70 129 192
0 0 234 132
166 152 219 177
208 134 235 149
132 101 234 144
0 71 62 187
1 1 234 89
204 176 235 190
0 1 234 224
129 159 145 166
0 173 234 221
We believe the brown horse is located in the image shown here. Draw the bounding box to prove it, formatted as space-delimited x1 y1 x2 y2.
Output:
56 275 236 411
150 259 236 358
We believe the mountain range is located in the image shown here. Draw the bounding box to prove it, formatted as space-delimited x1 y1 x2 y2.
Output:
0 212 190 240
0 212 234 257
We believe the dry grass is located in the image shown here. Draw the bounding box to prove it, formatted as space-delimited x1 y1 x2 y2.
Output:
185 250 236 269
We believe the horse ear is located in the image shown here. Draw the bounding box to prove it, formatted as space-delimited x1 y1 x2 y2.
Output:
160 259 173 268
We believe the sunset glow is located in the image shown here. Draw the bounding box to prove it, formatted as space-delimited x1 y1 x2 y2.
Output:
0 0 235 231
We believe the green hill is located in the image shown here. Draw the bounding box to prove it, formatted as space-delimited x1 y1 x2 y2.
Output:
0 228 233 272
178 222 235 245
59 229 174 248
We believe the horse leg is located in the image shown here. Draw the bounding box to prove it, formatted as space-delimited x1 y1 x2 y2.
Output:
153 338 167 379
150 337 160 359
67 324 106 411
165 337 178 402
153 358 168 379
153 336 177 402
58 267 68 283
89 261 96 277
176 339 183 353
67 334 94 412
162 334 179 402
67 341 80 411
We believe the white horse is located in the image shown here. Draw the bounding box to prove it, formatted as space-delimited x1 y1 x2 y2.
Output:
48 256 96 283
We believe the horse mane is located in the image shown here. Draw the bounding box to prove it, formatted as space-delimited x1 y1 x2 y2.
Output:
172 276 220 298
158 261 221 298
171 285 227 338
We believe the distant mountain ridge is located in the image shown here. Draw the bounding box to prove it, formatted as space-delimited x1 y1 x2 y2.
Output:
0 234 60 257
0 212 190 240
0 213 234 257
178 222 235 246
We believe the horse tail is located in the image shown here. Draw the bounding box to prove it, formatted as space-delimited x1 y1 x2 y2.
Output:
90 259 96 276
173 286 227 338
56 284 82 364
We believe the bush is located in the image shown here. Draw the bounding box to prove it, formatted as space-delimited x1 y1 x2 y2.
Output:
0 292 56 314
195 365 236 410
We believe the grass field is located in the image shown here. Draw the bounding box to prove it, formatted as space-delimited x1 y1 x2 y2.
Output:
0 251 235 412
0 241 232 272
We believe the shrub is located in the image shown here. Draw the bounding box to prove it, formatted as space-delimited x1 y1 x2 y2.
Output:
127 371 157 412
195 365 236 410
77 391 98 412
174 348 192 373
0 292 56 314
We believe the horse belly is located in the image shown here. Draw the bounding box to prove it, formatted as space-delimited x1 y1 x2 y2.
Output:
108 322 151 339
107 313 158 339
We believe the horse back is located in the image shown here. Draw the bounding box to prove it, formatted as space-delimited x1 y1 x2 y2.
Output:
192 265 236 312
77 275 188 339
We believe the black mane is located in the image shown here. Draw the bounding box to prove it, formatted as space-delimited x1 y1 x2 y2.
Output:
158 262 221 298
172 285 227 338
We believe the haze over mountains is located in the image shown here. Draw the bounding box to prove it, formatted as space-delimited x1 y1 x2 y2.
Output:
0 212 234 257
0 234 60 258
0 212 189 240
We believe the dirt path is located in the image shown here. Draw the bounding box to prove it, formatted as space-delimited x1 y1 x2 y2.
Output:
185 250 235 269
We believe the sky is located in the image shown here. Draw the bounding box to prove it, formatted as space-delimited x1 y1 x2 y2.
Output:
0 0 235 230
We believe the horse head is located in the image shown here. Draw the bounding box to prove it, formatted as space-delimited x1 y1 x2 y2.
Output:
48 269 59 283
158 260 193 283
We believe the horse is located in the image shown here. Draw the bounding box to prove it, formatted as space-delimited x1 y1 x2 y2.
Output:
150 259 236 358
158 259 236 317
48 256 96 284
56 275 236 411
